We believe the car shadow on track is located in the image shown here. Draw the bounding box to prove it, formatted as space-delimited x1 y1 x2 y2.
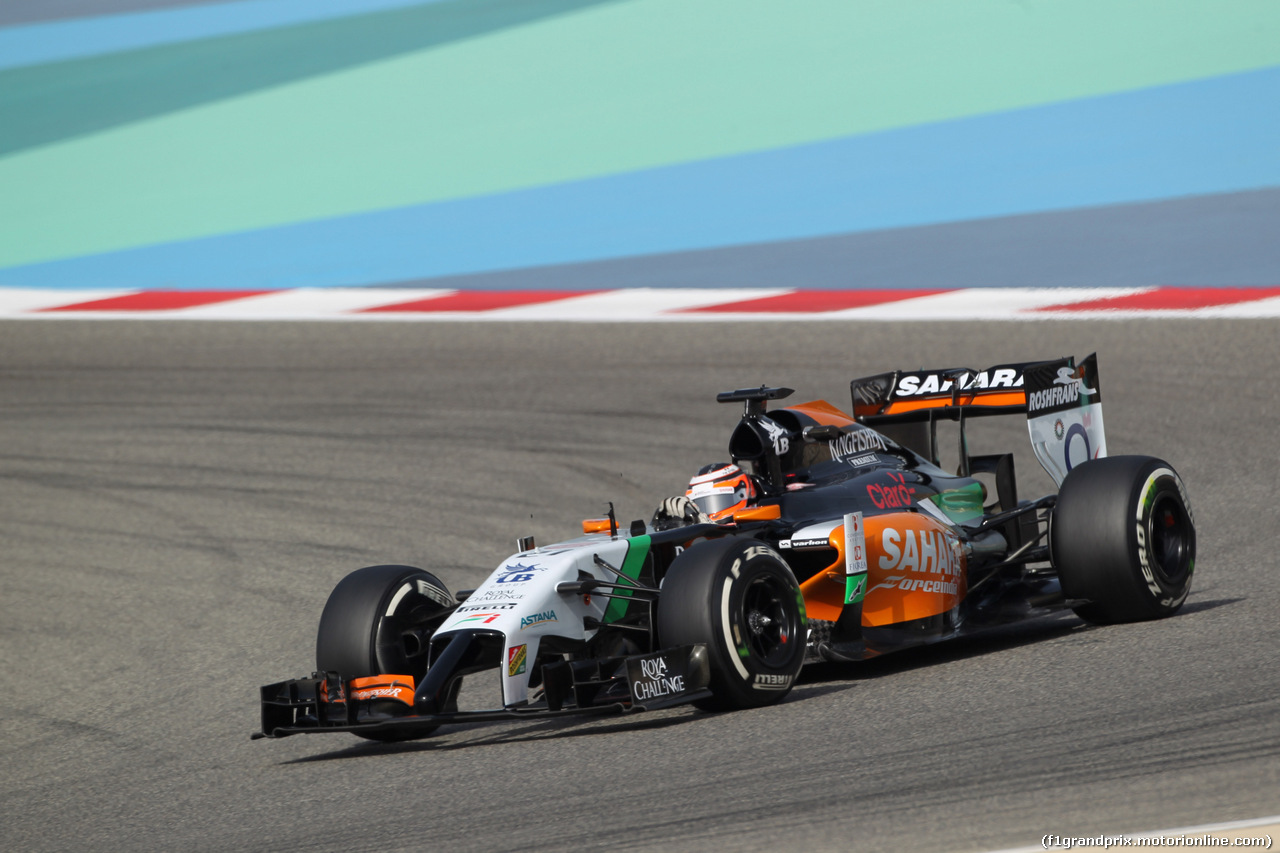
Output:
279 712 710 764
797 613 1086 686
278 599 1240 763
1174 596 1241 616
797 595 1240 686
278 685 859 763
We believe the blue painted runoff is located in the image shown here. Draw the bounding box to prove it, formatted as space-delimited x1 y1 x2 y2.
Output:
0 0 447 71
1 65 1277 291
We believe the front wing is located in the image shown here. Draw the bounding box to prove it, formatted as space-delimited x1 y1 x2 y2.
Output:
253 643 710 739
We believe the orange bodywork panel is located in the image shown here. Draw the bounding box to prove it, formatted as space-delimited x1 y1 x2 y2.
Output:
799 568 847 622
798 512 968 626
318 673 416 705
733 504 782 522
874 391 1025 416
348 674 415 706
786 399 857 427
798 528 851 621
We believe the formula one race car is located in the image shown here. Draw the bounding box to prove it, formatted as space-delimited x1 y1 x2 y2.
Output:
254 354 1195 741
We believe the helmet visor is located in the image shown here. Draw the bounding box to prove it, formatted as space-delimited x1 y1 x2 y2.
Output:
690 490 743 516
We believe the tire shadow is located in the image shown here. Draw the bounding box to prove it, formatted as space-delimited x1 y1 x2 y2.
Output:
277 599 1242 764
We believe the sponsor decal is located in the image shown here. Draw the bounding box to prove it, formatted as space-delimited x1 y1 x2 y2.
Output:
690 484 735 502
759 416 791 456
1054 418 1065 440
875 575 960 596
846 575 868 603
878 527 963 577
1135 467 1193 608
414 579 455 608
1055 364 1096 394
730 544 778 577
519 610 558 630
457 612 503 624
627 652 688 703
781 521 841 551
844 512 867 574
1026 361 1099 415
845 452 879 468
507 644 527 677
456 603 517 612
844 511 868 605
1027 383 1081 413
753 673 792 690
828 429 888 463
352 685 411 703
1135 519 1157 597
467 588 525 602
867 471 915 509
894 368 1023 397
782 537 831 550
495 562 548 585
349 675 414 705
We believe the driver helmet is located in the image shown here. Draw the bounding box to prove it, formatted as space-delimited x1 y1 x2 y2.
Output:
685 463 757 521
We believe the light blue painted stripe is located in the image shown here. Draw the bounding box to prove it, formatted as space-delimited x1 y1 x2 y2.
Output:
2 66 1277 291
0 0 446 71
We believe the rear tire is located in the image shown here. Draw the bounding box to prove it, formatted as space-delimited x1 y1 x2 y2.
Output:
315 565 453 740
657 538 805 710
1051 456 1195 624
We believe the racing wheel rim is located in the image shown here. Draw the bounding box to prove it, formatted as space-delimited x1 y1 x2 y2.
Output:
741 574 799 668
1148 491 1193 588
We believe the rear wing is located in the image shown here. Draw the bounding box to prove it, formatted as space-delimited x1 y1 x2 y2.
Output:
849 355 1105 486
850 362 1038 422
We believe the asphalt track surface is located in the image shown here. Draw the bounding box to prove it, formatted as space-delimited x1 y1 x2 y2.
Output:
2 319 1278 853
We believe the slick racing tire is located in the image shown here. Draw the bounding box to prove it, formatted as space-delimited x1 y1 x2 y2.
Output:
657 538 805 711
315 565 454 741
1051 456 1195 625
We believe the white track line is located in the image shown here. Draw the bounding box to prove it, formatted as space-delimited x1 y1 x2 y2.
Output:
0 288 132 312
1197 293 1280 318
840 287 1150 320
177 288 455 319
4 287 1280 320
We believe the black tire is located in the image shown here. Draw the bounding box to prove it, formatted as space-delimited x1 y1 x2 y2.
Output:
1051 456 1195 624
315 565 453 740
657 538 806 710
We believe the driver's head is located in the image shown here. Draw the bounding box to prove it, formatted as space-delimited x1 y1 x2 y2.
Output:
685 463 756 521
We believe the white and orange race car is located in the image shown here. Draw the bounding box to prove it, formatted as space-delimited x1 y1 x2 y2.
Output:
255 354 1195 742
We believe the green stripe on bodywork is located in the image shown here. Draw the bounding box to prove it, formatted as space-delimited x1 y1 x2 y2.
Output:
928 482 986 525
603 535 650 624
3 0 1279 267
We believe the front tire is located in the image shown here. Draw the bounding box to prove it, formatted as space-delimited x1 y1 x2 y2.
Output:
657 538 805 710
315 565 454 740
1051 456 1195 624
